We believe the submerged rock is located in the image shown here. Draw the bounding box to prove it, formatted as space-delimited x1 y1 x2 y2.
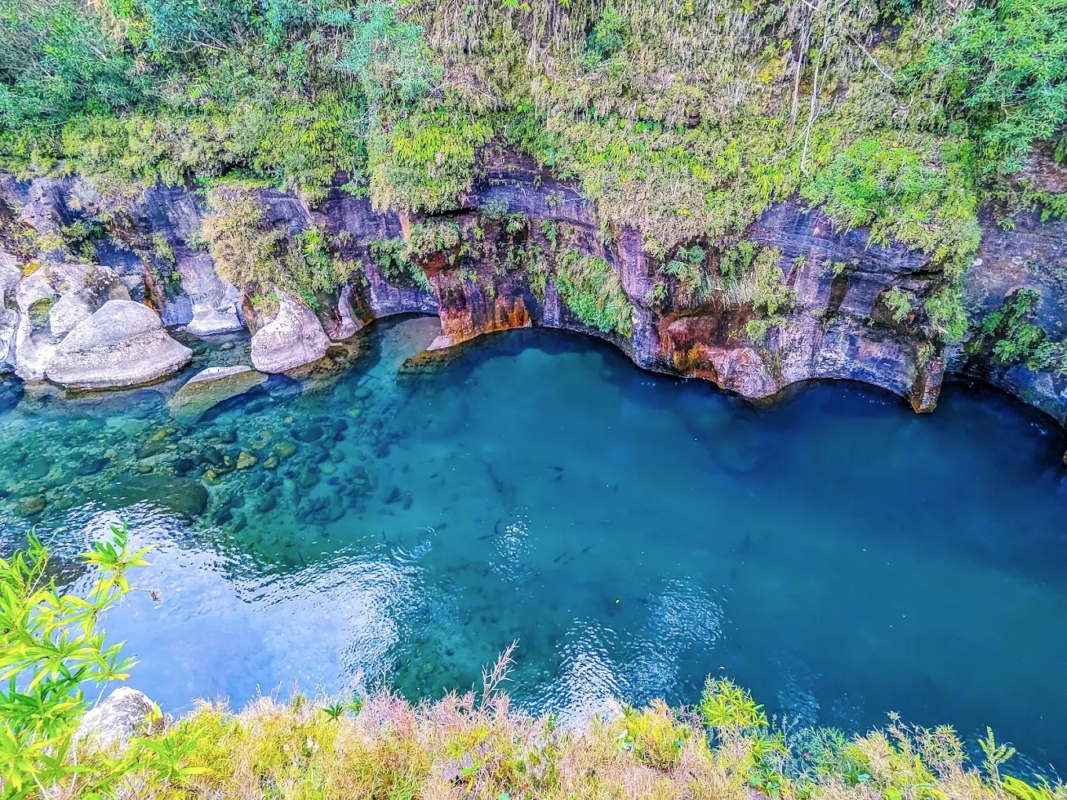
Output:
92 473 208 519
168 365 268 423
46 300 193 390
0 375 23 414
250 292 331 373
76 687 159 750
17 495 46 517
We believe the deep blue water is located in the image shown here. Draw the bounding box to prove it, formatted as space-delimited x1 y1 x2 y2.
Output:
2 316 1066 772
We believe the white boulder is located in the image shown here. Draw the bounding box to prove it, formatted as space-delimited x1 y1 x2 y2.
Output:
46 300 192 390
76 687 159 750
251 292 331 373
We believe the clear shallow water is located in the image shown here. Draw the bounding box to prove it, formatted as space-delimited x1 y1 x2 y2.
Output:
2 316 1067 771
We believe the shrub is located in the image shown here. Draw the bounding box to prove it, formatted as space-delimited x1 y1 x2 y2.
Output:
203 188 345 302
883 287 913 324
368 237 433 291
909 0 1067 175
556 251 634 337
202 188 287 290
368 112 493 213
966 288 1067 370
925 287 969 343
0 525 149 798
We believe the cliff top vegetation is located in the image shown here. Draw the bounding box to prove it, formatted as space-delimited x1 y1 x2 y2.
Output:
1 0 1065 341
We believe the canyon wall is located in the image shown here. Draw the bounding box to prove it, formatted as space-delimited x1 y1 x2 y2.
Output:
2 155 1067 423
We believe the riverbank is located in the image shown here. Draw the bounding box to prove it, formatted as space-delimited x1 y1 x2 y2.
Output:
72 682 1064 800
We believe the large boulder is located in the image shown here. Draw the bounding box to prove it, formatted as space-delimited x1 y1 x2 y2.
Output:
46 300 192 390
178 251 245 336
76 687 159 750
168 364 267 423
251 292 331 373
9 262 130 380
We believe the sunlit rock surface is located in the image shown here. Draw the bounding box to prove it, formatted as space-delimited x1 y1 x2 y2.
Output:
46 300 192 389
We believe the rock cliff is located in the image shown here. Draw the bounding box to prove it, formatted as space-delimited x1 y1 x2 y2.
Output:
2 156 1066 424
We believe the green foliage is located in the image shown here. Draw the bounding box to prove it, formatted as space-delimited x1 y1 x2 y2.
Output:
203 187 344 303
588 6 630 60
720 242 791 313
967 288 1067 370
700 677 789 796
104 0 254 55
330 2 441 106
910 0 1067 175
925 287 969 343
62 94 364 202
0 0 143 168
614 701 690 771
800 136 981 282
368 237 432 291
555 251 633 337
409 219 462 257
481 198 510 220
883 287 913 324
202 188 287 291
0 524 149 798
290 225 347 301
662 245 713 305
1033 192 1067 222
369 111 493 212
26 296 57 328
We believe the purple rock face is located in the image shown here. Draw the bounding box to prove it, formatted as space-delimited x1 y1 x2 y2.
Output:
2 156 1066 424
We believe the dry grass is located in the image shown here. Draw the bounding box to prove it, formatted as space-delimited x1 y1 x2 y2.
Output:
89 690 1066 800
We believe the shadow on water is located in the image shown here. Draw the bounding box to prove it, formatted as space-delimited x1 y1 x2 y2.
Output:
2 317 1067 774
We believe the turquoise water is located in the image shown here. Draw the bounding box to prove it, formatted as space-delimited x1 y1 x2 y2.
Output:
2 315 1067 772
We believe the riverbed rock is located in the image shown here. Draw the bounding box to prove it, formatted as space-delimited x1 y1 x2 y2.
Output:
0 375 22 413
168 365 268 423
17 495 46 517
46 300 193 390
76 687 158 750
251 292 331 373
93 473 208 519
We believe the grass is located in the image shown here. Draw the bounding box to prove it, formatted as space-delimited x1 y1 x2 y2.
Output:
61 676 1067 800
